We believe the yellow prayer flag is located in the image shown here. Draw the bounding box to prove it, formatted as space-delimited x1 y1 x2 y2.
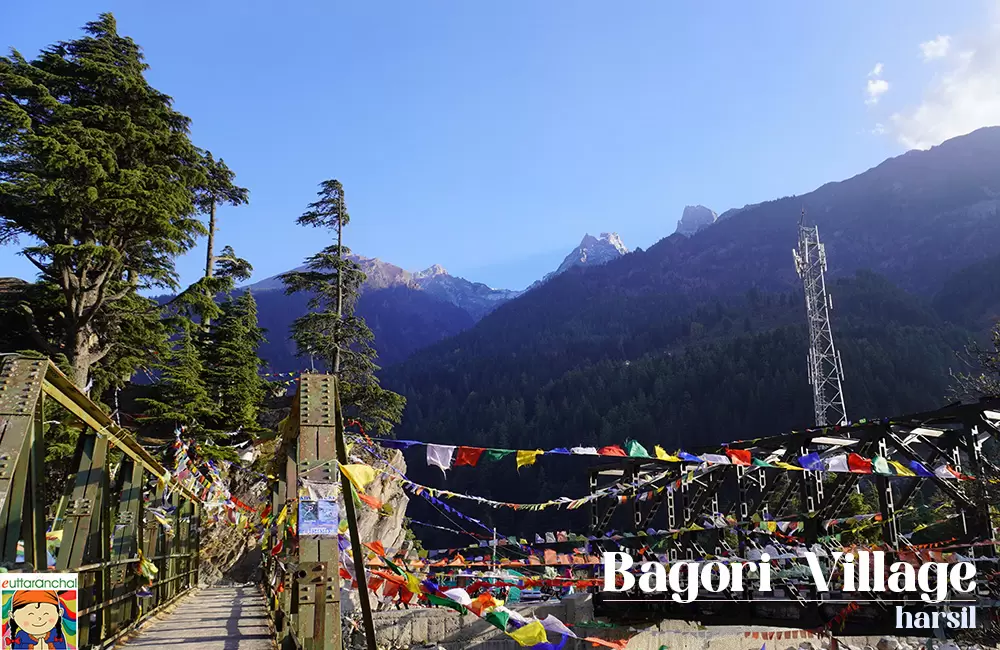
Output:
655 446 681 462
516 449 543 470
405 571 422 595
508 620 548 647
773 461 805 471
340 463 377 492
889 461 915 477
276 505 289 528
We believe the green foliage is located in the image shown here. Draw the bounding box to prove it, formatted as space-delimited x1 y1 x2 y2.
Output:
0 13 216 388
196 152 249 219
949 319 1000 400
386 271 972 538
281 179 404 435
137 320 214 434
838 488 882 546
297 179 350 231
165 246 254 330
202 291 267 433
87 291 170 398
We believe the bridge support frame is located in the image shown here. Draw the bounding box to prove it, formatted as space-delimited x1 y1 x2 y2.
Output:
0 355 203 648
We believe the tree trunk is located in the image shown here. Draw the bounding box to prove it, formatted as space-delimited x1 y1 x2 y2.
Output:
205 200 216 279
204 199 217 328
333 201 343 375
68 328 91 393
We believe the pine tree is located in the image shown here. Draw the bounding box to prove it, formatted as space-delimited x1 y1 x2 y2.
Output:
281 179 405 434
950 322 1000 400
195 152 249 329
137 321 214 433
170 244 253 329
202 291 267 433
0 14 224 390
197 152 250 282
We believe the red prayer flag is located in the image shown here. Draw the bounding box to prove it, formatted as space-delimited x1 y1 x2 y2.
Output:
597 445 627 456
847 453 872 474
455 446 486 467
725 448 752 466
585 638 629 649
365 540 387 557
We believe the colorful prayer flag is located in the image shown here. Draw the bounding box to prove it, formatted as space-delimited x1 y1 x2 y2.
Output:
455 446 486 467
516 449 543 470
726 449 752 466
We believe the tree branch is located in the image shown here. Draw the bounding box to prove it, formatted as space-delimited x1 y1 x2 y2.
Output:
78 261 123 328
18 305 58 358
21 252 56 280
88 342 113 365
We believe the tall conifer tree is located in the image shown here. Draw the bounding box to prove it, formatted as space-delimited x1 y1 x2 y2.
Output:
203 291 267 433
137 321 214 432
282 179 404 434
0 14 220 390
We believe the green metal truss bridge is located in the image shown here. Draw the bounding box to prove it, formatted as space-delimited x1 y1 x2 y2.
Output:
2 352 1000 647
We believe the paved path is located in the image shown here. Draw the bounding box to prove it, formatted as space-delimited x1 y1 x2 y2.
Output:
123 586 275 649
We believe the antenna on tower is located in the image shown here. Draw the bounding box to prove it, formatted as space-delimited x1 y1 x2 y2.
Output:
793 210 848 427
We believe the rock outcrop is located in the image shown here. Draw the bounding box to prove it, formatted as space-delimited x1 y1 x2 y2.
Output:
675 205 718 236
355 448 410 553
551 232 628 277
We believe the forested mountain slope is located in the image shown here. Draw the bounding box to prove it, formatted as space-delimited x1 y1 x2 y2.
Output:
381 128 1000 539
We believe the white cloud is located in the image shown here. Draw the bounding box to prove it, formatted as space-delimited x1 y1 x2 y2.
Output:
871 123 886 135
920 35 952 60
892 19 1000 149
865 62 889 106
865 78 889 105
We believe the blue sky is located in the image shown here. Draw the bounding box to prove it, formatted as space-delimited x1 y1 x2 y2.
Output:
1 1 996 290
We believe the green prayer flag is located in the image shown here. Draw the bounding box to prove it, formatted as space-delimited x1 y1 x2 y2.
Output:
427 593 468 615
483 449 515 462
384 558 406 576
625 439 650 458
752 458 775 468
873 455 892 475
485 609 510 631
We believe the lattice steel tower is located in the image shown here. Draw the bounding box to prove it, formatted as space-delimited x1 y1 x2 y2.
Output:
793 211 848 426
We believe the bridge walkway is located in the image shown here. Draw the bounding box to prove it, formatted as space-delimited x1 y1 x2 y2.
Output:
122 586 275 650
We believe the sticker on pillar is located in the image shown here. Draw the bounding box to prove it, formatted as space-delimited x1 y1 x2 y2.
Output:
300 499 339 536
0 573 78 649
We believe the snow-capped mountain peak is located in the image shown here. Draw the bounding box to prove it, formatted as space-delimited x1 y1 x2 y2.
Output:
414 264 448 279
552 232 629 276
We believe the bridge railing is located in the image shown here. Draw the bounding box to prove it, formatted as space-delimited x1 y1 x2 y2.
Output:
0 354 202 648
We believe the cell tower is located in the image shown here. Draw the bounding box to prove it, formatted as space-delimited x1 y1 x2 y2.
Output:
793 210 848 426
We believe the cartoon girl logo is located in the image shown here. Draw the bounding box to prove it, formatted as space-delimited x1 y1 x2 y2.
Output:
3 590 76 649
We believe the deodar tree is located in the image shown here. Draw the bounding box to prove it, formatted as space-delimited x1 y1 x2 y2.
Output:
282 179 405 434
202 290 267 435
0 13 209 390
